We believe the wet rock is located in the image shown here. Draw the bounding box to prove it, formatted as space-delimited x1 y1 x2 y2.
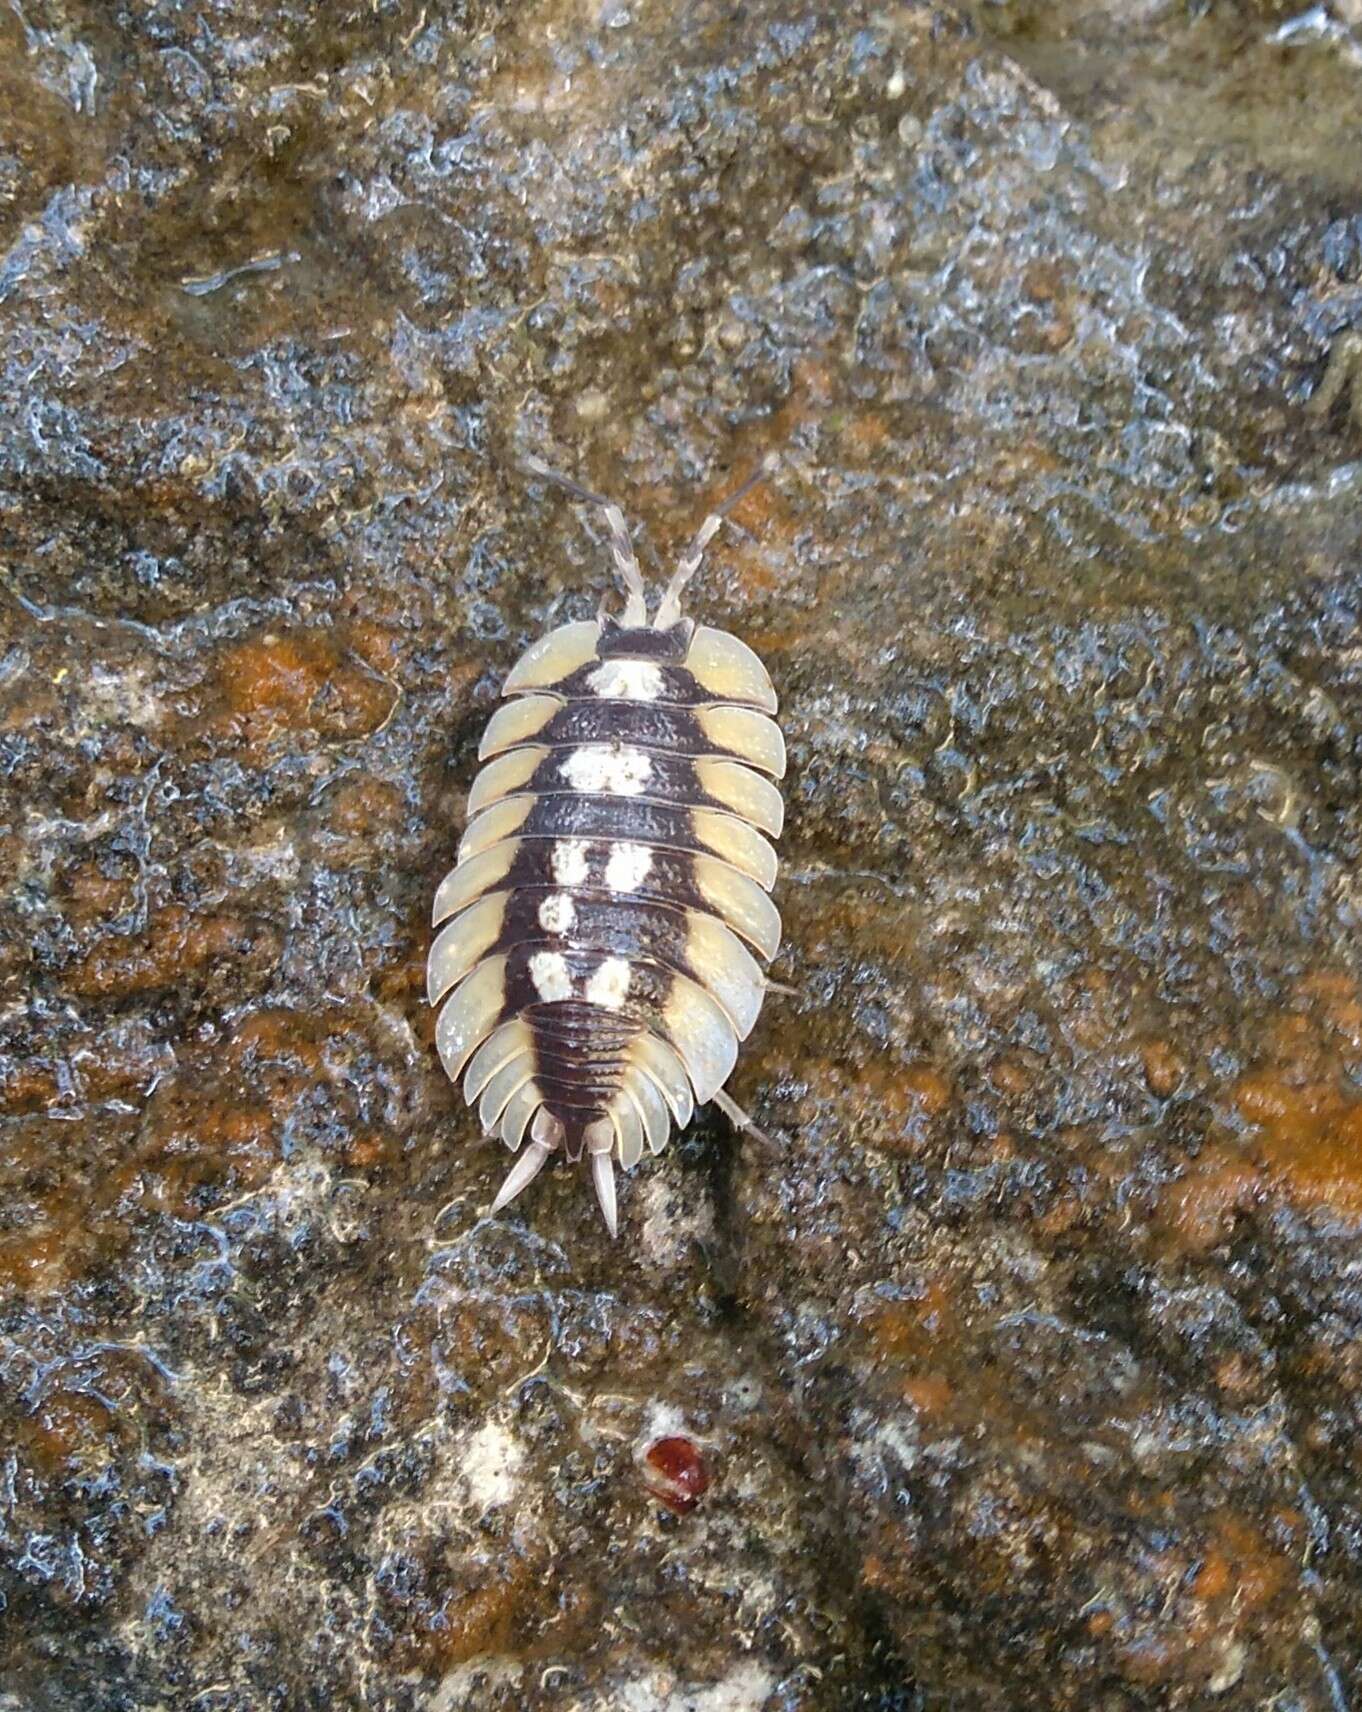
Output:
2 0 1360 1706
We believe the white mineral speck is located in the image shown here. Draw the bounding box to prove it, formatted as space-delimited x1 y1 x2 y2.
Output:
459 1419 524 1511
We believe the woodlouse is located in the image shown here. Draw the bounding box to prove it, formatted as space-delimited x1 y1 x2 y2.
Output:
427 455 785 1234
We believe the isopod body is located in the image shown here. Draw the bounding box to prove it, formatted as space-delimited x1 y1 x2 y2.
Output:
427 458 785 1234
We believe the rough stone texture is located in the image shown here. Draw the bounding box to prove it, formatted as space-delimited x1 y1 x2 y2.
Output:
1 0 1360 1707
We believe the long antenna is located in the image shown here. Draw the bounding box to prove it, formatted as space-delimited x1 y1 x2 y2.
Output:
522 456 648 625
654 451 781 629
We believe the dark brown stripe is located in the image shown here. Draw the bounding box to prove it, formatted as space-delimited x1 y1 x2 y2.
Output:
532 1049 625 1083
499 794 725 856
524 997 637 1043
524 995 641 1159
527 1079 617 1108
596 619 692 661
523 997 639 1052
528 1015 634 1051
496 891 693 975
530 702 722 758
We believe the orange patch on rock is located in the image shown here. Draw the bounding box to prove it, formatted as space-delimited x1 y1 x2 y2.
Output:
1161 1150 1262 1252
1016 260 1076 353
1292 971 1362 1050
102 1010 368 1218
230 1006 326 1070
60 862 138 929
839 412 891 458
375 938 428 1011
343 1131 391 1169
831 1058 952 1155
0 1226 73 1292
126 1081 280 1216
859 1550 904 1593
1236 1074 1362 1219
1141 1039 1185 1098
1212 1352 1256 1395
386 1552 537 1671
327 773 404 837
0 679 59 735
1190 1548 1232 1604
790 356 837 410
1258 1011 1325 1082
0 1062 62 1116
901 1062 952 1116
796 890 917 963
1196 1514 1288 1611
221 632 329 720
21 1390 115 1473
346 619 405 676
860 1278 958 1370
901 1374 953 1414
66 905 272 1000
988 1057 1033 1097
425 1579 522 1667
203 627 393 753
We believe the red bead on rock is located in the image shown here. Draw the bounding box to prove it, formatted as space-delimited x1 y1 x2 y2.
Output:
642 1435 711 1514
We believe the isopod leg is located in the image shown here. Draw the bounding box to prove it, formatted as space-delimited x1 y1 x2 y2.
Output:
712 1085 780 1155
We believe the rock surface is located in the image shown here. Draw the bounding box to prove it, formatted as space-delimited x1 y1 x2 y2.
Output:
2 0 1361 1707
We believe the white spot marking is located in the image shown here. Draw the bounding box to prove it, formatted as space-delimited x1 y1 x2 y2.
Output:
604 840 654 893
586 956 632 1010
529 950 573 1002
587 658 664 701
537 892 576 934
559 743 652 796
550 838 590 886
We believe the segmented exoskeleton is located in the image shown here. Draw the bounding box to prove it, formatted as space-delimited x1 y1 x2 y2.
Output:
427 456 784 1234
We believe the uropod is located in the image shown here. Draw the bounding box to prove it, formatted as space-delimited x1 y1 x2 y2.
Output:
427 455 785 1235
